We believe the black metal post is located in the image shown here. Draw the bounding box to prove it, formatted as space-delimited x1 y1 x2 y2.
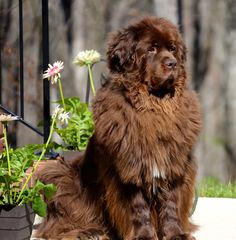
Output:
0 33 2 104
177 0 184 35
19 0 24 118
42 0 50 143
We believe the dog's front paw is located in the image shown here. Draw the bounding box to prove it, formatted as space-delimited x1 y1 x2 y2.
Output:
136 224 158 240
77 233 110 240
178 234 196 240
126 224 158 240
163 233 196 240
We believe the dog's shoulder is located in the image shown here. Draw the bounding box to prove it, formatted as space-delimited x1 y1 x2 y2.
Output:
174 89 202 140
93 84 132 119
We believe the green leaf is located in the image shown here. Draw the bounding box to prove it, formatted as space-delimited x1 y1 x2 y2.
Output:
34 180 46 192
54 97 94 151
32 196 47 217
44 183 56 199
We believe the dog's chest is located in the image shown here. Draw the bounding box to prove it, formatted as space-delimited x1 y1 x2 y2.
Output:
152 164 166 179
151 164 166 194
137 111 188 183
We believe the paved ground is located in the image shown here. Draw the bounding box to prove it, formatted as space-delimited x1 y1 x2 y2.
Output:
32 197 236 239
192 197 236 240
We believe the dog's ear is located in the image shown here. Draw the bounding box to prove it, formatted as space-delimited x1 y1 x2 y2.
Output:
175 32 187 63
179 41 187 62
107 30 137 73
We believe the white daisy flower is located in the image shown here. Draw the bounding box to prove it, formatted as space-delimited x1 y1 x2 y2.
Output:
43 61 64 84
52 105 64 119
52 105 70 125
0 114 19 123
57 111 70 125
73 50 101 66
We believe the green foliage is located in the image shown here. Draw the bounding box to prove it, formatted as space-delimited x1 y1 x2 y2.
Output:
55 97 94 151
30 181 56 217
198 177 236 198
0 144 56 217
0 62 95 218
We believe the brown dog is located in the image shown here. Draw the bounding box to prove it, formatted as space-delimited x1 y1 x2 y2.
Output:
36 17 201 240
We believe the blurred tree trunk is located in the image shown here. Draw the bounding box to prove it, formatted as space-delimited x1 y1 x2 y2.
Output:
189 0 229 181
224 0 236 180
154 0 178 24
0 0 18 147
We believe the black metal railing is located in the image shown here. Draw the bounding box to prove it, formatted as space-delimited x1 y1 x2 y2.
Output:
19 0 24 119
42 0 50 143
0 0 50 142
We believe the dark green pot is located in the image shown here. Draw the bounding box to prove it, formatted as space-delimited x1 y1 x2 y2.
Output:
0 204 35 240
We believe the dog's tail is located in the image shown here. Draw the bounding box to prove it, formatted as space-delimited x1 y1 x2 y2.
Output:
37 156 83 200
35 155 108 239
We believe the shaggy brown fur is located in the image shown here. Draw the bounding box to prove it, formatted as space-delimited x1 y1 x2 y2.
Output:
36 17 201 240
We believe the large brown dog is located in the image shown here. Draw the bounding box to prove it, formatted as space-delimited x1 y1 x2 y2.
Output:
36 17 201 240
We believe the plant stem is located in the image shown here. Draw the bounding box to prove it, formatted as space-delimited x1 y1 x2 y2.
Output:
3 124 13 204
4 178 13 205
16 117 57 203
87 64 96 97
13 184 18 201
58 77 66 110
3 124 11 176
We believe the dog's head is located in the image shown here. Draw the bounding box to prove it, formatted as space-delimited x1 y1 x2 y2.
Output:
107 17 187 98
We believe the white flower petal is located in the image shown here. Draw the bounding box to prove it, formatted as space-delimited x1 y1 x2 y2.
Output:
73 50 101 66
52 106 70 126
43 61 64 83
43 72 50 79
0 114 19 123
57 111 70 125
52 105 63 119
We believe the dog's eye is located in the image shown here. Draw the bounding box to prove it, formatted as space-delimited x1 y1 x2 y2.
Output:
148 47 156 53
148 43 159 53
169 45 176 52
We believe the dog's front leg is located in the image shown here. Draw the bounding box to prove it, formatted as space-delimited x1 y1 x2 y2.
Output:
158 187 193 240
104 177 158 240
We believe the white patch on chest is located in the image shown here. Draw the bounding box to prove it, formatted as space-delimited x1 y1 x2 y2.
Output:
152 165 166 179
152 165 166 195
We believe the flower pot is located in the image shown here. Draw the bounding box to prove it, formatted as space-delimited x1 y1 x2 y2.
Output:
0 204 35 240
62 150 84 162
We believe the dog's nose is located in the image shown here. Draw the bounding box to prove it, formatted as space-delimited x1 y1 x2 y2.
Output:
164 58 177 69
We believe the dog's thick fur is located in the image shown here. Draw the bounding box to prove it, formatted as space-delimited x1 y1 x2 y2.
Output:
36 17 201 240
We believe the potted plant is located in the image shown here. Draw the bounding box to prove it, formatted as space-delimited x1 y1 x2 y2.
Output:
0 50 101 239
0 112 61 239
42 50 100 158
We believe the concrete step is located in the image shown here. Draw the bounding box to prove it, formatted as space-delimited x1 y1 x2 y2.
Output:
31 197 236 240
192 197 236 240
